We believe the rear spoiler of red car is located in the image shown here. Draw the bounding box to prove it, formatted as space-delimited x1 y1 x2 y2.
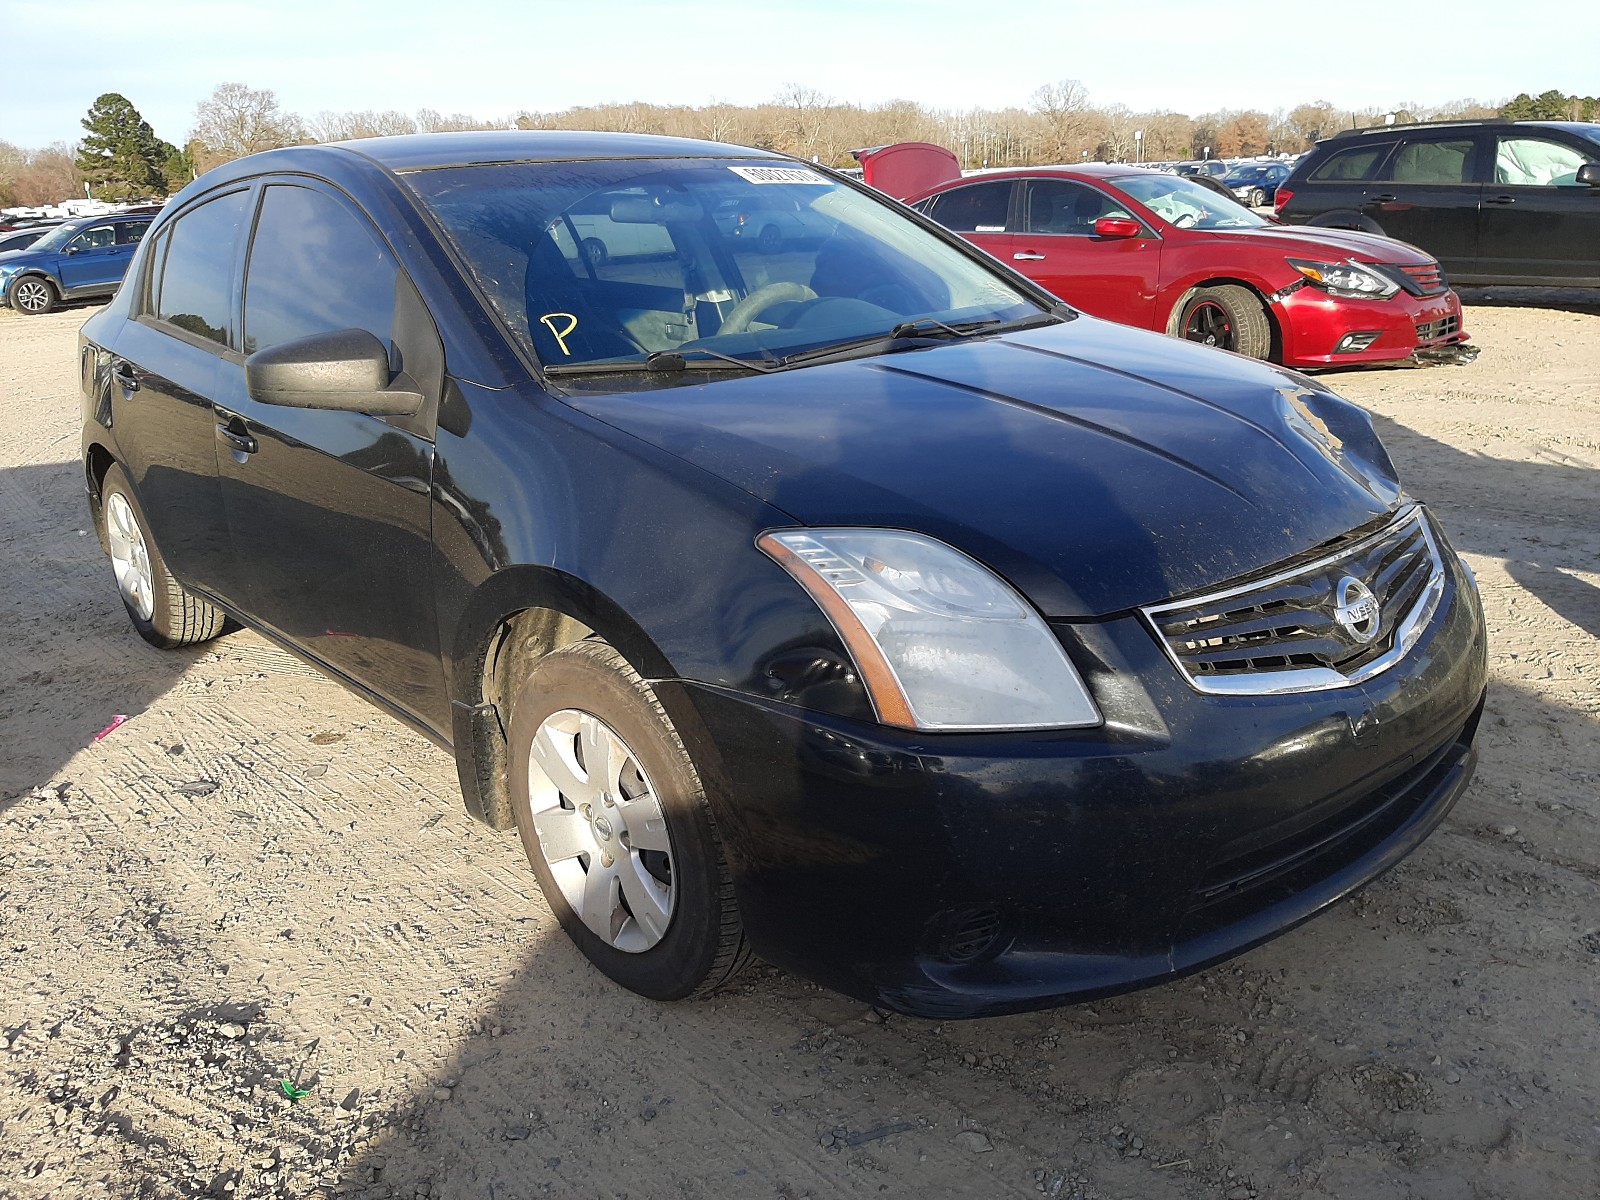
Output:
850 142 962 201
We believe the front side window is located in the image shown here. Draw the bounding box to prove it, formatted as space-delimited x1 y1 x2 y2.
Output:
152 190 252 347
1023 180 1133 234
1383 139 1476 184
922 182 1012 232
1495 137 1589 186
70 225 116 251
407 158 1043 381
243 185 398 357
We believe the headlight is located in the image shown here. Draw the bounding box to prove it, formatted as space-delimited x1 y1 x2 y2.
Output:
1286 257 1399 300
758 528 1101 732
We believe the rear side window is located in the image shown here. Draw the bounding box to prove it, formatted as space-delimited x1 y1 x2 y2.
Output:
923 182 1013 232
1383 138 1476 184
1308 146 1386 181
115 221 148 245
243 185 397 357
152 191 251 347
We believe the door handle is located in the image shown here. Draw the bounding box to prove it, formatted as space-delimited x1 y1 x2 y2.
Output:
1013 251 1046 261
1371 194 1398 203
1485 194 1516 205
216 423 258 456
111 362 139 391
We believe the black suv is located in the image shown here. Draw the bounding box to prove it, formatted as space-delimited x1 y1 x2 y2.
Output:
1276 119 1600 286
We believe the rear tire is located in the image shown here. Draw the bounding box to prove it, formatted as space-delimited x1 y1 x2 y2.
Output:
508 638 750 1001
757 224 783 254
99 464 226 648
11 276 57 315
1248 187 1266 208
1175 285 1273 361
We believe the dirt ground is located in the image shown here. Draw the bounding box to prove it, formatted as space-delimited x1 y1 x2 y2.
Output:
1 291 1596 1200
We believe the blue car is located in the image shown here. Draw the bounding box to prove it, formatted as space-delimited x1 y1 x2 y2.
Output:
0 212 153 315
1222 162 1293 208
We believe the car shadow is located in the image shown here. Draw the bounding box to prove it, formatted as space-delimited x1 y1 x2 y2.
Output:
0 459 215 812
1367 414 1600 639
1454 285 1600 317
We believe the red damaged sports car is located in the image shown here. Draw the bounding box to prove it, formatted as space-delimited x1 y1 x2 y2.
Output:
857 142 1476 369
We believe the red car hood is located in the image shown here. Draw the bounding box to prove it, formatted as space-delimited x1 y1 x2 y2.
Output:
1200 223 1433 265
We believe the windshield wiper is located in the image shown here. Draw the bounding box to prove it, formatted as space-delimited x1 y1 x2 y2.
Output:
777 312 1066 369
543 347 778 377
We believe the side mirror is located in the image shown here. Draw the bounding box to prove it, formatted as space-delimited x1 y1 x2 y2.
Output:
1093 216 1144 239
63 245 81 254
245 328 422 415
1576 163 1600 187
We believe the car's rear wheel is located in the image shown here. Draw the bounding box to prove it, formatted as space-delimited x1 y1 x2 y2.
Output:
581 237 608 269
508 638 749 1001
100 464 226 648
1176 285 1272 360
1248 187 1266 208
757 224 783 254
11 276 57 315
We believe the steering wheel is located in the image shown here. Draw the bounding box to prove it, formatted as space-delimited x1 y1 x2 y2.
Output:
1173 212 1199 228
718 282 818 334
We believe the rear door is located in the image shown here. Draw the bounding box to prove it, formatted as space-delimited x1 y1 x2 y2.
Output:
1477 132 1600 283
110 187 255 605
914 179 1018 268
1010 178 1160 324
214 179 449 726
1362 132 1484 274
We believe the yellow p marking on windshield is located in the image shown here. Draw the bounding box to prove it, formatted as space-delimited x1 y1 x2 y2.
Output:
539 312 579 356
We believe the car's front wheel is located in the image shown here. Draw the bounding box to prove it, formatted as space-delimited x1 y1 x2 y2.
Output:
99 464 226 648
508 638 749 1001
11 276 57 315
1175 285 1272 360
1248 187 1266 208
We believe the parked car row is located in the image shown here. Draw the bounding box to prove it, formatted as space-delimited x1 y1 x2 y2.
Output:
0 213 154 314
80 130 1487 1017
857 142 1476 369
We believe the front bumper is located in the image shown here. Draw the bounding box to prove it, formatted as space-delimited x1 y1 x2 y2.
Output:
668 540 1487 1018
1273 281 1471 368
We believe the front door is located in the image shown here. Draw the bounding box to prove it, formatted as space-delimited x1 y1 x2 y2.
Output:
1011 179 1161 326
56 223 123 295
1477 133 1600 283
214 180 448 729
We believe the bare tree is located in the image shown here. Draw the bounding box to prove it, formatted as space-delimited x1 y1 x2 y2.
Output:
1030 78 1092 162
190 82 303 167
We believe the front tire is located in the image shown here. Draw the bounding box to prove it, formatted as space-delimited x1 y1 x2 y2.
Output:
10 276 57 315
757 224 783 254
1175 285 1273 360
508 639 749 1001
99 464 226 648
1248 187 1266 208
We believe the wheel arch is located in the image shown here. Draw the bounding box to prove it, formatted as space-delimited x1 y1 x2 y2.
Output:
1163 277 1285 363
1306 209 1387 236
447 564 687 831
84 442 119 548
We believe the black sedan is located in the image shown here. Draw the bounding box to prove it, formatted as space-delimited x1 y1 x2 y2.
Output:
79 131 1487 1018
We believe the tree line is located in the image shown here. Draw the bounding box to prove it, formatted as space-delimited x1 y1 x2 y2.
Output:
3 81 1589 208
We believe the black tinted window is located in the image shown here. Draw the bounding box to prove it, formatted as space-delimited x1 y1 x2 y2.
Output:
1383 138 1475 184
244 185 397 356
155 191 251 346
1309 146 1385 181
1024 180 1130 234
923 182 1012 232
115 221 149 245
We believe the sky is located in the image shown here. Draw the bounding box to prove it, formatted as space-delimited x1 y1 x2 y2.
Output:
4 0 1597 149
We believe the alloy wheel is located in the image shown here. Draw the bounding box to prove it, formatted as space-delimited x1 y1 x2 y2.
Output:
105 491 155 621
525 709 675 952
12 278 52 314
1183 301 1235 349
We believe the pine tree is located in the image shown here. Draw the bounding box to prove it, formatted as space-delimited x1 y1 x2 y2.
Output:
77 93 168 200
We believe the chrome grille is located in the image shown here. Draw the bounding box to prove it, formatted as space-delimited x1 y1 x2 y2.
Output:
1415 314 1461 342
1142 508 1446 696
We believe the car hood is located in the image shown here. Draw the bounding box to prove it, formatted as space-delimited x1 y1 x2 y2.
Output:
562 317 1405 618
1204 223 1432 265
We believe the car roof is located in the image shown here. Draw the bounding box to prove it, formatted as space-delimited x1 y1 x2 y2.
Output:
317 130 789 172
1327 117 1600 141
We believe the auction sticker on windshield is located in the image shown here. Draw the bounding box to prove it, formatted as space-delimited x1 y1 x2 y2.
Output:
727 166 830 185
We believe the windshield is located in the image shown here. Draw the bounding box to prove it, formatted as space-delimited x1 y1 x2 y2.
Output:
28 223 79 252
405 158 1046 381
1109 173 1270 230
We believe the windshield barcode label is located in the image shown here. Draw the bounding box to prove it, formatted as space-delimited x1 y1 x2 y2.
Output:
727 166 830 185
